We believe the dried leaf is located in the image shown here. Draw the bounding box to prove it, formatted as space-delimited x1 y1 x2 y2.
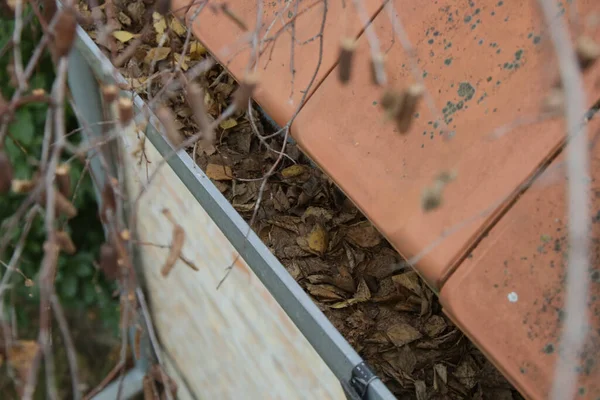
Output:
365 331 390 344
386 322 422 347
306 284 344 301
354 278 371 301
330 277 370 308
414 380 427 400
333 265 355 292
423 315 447 337
383 345 417 374
152 12 167 36
219 118 238 130
205 164 233 181
203 90 218 116
129 77 147 90
113 30 136 43
171 17 187 36
346 221 382 248
454 355 479 389
144 47 171 64
306 274 333 285
173 53 189 71
329 297 362 309
190 41 206 59
301 206 333 223
392 271 422 296
7 340 39 381
434 363 448 391
272 185 290 212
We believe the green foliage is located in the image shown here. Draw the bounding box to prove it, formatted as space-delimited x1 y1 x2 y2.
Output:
0 12 119 335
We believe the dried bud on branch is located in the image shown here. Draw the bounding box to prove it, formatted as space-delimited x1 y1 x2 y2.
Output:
370 54 386 86
380 84 424 134
0 150 13 194
575 36 600 71
11 179 35 194
102 85 119 104
118 97 134 126
421 182 444 212
150 365 178 396
217 4 248 31
56 231 76 255
55 164 71 198
421 170 456 212
31 88 46 97
185 82 215 145
543 87 564 114
53 8 78 59
100 181 117 224
156 106 185 147
41 0 57 25
37 189 77 219
155 0 171 15
0 0 14 18
232 73 258 110
143 375 156 400
99 242 119 280
338 38 357 84
121 229 131 241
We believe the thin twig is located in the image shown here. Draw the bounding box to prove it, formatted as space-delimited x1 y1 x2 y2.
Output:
537 2 591 400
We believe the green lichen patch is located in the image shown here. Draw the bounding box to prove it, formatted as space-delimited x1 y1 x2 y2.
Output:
457 82 475 101
502 49 525 70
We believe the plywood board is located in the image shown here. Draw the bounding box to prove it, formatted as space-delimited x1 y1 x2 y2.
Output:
117 120 345 400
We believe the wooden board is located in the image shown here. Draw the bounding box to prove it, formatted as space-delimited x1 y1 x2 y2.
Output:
117 119 345 399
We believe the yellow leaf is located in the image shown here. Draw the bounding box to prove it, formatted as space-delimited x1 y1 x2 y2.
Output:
281 164 307 178
153 12 167 35
204 91 214 107
329 298 361 309
129 77 147 90
219 118 238 130
144 47 171 64
113 30 136 43
171 17 187 37
173 53 189 71
307 223 328 255
190 41 206 59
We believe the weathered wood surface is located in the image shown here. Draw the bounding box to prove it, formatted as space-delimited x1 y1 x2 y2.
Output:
118 120 345 399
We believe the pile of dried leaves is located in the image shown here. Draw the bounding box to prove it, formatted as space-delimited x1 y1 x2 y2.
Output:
77 1 523 398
